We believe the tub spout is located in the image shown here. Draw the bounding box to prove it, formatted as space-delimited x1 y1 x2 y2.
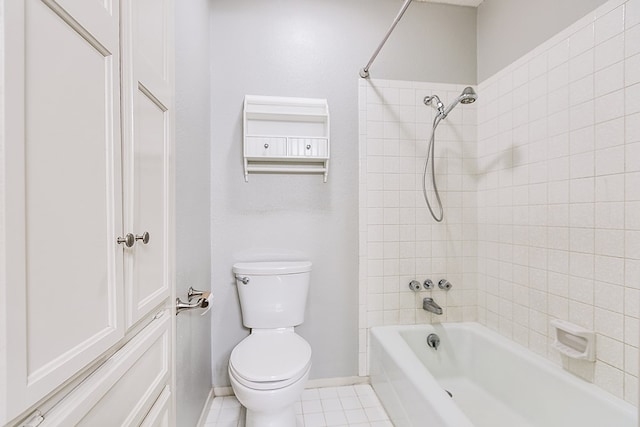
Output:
423 297 443 315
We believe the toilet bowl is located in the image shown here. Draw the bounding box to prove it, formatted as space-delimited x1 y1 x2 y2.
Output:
229 261 313 427
228 329 311 427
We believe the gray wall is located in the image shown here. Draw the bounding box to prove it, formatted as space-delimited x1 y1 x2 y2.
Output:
175 0 212 424
210 0 476 386
477 0 609 81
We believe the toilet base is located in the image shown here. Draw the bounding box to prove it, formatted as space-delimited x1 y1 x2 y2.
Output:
245 404 297 427
229 363 310 427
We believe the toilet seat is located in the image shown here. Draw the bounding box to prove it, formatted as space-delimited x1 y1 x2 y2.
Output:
229 331 311 390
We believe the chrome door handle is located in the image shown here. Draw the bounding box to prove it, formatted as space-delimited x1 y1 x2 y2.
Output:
135 231 150 244
117 233 135 247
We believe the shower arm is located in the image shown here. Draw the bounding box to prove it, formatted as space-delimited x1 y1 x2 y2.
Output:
359 0 413 79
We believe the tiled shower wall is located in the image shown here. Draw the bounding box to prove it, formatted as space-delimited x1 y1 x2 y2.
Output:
358 0 640 405
358 79 478 375
476 0 640 404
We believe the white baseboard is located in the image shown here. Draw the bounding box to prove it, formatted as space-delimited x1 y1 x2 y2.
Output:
213 376 370 398
212 386 234 397
196 388 215 427
305 376 370 389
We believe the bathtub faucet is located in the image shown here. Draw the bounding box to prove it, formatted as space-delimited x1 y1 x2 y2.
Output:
423 297 443 315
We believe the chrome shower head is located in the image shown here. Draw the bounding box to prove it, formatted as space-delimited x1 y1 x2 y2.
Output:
459 86 477 104
441 86 477 118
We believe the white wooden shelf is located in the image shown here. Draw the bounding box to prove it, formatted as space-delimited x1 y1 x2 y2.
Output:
243 95 330 182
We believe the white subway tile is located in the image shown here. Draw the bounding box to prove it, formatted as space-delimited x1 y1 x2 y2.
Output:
595 174 625 201
595 89 625 123
569 300 595 329
626 24 640 58
626 83 640 115
595 33 624 70
627 259 640 289
597 334 624 368
595 5 624 44
569 75 594 108
570 151 595 178
595 117 625 149
570 101 595 131
624 288 640 318
595 229 624 257
595 145 625 175
595 307 625 340
626 142 640 171
594 62 624 97
595 255 625 285
627 0 640 29
595 201 625 229
627 200 640 229
626 54 640 85
570 177 595 202
627 231 640 260
625 316 640 346
595 281 625 312
570 24 595 57
625 373 639 406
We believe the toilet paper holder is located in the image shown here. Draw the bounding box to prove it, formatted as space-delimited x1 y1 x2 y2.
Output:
176 287 212 315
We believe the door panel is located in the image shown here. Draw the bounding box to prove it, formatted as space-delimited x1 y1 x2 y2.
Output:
122 0 172 329
39 316 170 427
3 0 123 419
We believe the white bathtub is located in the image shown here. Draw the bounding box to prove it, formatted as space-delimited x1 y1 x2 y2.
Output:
370 322 637 427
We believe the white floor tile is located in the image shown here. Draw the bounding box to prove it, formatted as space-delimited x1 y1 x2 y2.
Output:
304 412 326 427
344 408 368 424
203 384 392 427
324 410 348 426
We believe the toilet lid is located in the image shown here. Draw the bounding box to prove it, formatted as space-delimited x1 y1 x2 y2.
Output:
230 331 312 383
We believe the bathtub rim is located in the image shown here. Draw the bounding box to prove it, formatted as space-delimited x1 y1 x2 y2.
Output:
369 322 637 425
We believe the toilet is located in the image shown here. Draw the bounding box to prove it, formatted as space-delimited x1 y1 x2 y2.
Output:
229 261 313 427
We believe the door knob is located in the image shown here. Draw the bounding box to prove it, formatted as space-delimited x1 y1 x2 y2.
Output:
117 233 135 247
136 231 150 244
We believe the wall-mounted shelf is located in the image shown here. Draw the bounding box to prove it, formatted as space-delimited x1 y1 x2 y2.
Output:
243 95 330 182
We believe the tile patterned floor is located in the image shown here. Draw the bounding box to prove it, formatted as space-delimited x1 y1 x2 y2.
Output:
204 384 393 427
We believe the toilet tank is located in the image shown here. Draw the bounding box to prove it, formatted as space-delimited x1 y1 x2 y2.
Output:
232 261 312 329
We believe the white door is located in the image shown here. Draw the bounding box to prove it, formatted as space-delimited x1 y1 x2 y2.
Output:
2 0 123 420
121 0 174 329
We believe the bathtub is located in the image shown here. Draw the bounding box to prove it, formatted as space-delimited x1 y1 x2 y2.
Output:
370 322 637 427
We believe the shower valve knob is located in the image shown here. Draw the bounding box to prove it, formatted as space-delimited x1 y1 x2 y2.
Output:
423 279 434 289
408 280 421 292
438 279 452 291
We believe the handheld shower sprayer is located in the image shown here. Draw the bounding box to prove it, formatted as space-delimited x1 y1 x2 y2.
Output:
421 87 478 222
424 86 477 120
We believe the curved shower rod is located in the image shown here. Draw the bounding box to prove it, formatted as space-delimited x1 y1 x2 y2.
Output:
359 0 414 79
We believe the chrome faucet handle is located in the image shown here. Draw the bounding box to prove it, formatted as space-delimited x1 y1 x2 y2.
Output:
423 279 434 290
409 280 422 292
438 279 452 291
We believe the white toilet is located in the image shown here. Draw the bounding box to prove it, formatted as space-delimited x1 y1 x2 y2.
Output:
229 261 313 427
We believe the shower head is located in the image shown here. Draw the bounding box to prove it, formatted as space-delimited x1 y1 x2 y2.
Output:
441 86 477 118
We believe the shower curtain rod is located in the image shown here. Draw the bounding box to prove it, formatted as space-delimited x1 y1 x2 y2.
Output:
359 0 413 79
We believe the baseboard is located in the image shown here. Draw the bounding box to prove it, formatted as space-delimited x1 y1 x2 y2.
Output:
213 376 370 398
195 388 215 427
305 376 370 389
212 386 234 397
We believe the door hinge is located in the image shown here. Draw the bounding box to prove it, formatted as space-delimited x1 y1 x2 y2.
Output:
22 411 44 427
